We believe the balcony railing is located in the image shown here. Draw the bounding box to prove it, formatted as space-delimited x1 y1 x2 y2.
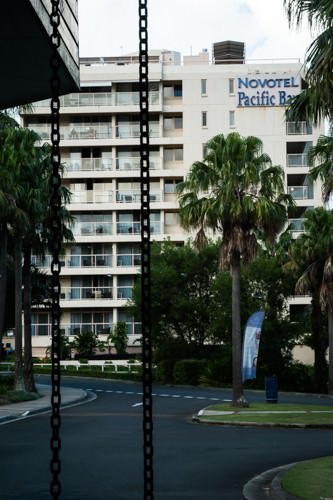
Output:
33 91 160 108
65 158 112 172
67 254 112 267
286 121 312 135
117 286 133 299
116 190 161 203
32 322 141 337
70 191 113 204
288 186 311 200
116 221 161 234
116 123 159 138
116 156 160 171
287 154 308 167
28 124 112 140
61 286 113 300
72 221 112 236
117 254 141 266
289 218 306 232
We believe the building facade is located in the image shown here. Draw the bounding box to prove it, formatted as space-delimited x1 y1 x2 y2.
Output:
20 47 324 357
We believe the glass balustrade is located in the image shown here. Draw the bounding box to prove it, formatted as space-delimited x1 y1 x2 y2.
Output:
65 158 112 172
72 221 112 236
117 287 133 299
32 322 140 336
286 122 312 135
289 218 306 232
28 124 112 140
33 91 160 107
116 156 159 170
60 286 113 300
287 154 308 167
288 186 310 199
116 190 161 203
70 191 113 204
116 254 141 266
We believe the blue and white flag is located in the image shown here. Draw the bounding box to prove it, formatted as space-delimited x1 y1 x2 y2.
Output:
242 310 265 382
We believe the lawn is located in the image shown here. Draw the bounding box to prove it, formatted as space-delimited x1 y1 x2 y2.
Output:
195 402 333 426
282 456 333 500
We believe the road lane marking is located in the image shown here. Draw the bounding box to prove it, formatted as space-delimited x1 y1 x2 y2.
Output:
132 402 143 407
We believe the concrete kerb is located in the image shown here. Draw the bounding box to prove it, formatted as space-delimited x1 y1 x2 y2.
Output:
0 384 95 424
243 463 299 500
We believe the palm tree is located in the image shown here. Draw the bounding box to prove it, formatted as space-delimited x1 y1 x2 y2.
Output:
287 207 333 393
308 130 333 203
284 0 333 125
177 132 293 405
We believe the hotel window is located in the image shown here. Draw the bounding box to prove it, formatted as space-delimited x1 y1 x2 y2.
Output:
163 82 182 98
165 212 180 225
201 79 207 96
202 111 207 127
164 115 183 130
229 78 235 94
229 110 235 127
164 179 181 194
163 147 183 162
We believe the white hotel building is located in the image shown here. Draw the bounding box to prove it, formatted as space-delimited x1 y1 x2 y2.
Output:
20 42 324 357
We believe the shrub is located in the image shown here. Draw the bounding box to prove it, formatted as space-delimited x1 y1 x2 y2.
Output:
173 359 207 385
199 357 232 387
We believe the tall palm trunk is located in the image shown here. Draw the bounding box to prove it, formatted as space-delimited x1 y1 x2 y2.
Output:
0 226 8 342
23 244 36 393
311 294 328 393
14 231 24 391
328 311 333 394
231 252 245 405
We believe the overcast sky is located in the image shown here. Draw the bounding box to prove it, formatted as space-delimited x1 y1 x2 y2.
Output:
78 0 316 62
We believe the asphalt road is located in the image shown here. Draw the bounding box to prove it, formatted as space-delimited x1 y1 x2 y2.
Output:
1 375 333 499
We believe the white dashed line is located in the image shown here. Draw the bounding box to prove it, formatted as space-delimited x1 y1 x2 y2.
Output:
132 402 143 407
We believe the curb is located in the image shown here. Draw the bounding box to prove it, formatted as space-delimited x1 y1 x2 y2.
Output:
243 463 299 500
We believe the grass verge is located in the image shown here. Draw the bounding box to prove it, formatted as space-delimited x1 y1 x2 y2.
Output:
196 402 333 427
282 456 333 500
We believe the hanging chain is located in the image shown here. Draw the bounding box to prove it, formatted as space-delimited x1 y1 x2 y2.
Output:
50 1 62 498
139 1 154 498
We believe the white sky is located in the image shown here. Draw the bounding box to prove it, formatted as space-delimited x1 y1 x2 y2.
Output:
78 0 316 61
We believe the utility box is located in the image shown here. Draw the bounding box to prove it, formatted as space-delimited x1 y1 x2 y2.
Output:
265 376 278 403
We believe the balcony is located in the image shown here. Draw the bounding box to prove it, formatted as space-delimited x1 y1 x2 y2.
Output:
116 221 161 234
33 91 160 108
28 123 112 141
116 156 160 171
72 222 112 237
289 218 305 234
65 158 112 172
288 186 312 200
70 191 113 204
60 286 113 300
117 254 141 266
286 122 312 135
67 254 112 267
32 322 141 337
117 287 133 299
287 154 308 168
116 190 161 203
116 123 159 139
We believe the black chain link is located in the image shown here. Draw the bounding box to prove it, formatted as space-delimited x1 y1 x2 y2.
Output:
49 1 62 498
139 1 154 498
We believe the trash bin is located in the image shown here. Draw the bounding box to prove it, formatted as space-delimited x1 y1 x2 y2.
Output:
265 375 278 403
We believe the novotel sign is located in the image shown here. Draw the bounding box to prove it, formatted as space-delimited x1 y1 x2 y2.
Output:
237 74 300 107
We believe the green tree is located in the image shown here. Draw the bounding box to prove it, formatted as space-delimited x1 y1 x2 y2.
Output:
130 241 220 347
71 330 103 358
286 207 333 393
284 0 333 125
109 321 128 355
177 132 293 405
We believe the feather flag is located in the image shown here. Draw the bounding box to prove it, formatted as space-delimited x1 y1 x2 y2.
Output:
242 310 265 382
